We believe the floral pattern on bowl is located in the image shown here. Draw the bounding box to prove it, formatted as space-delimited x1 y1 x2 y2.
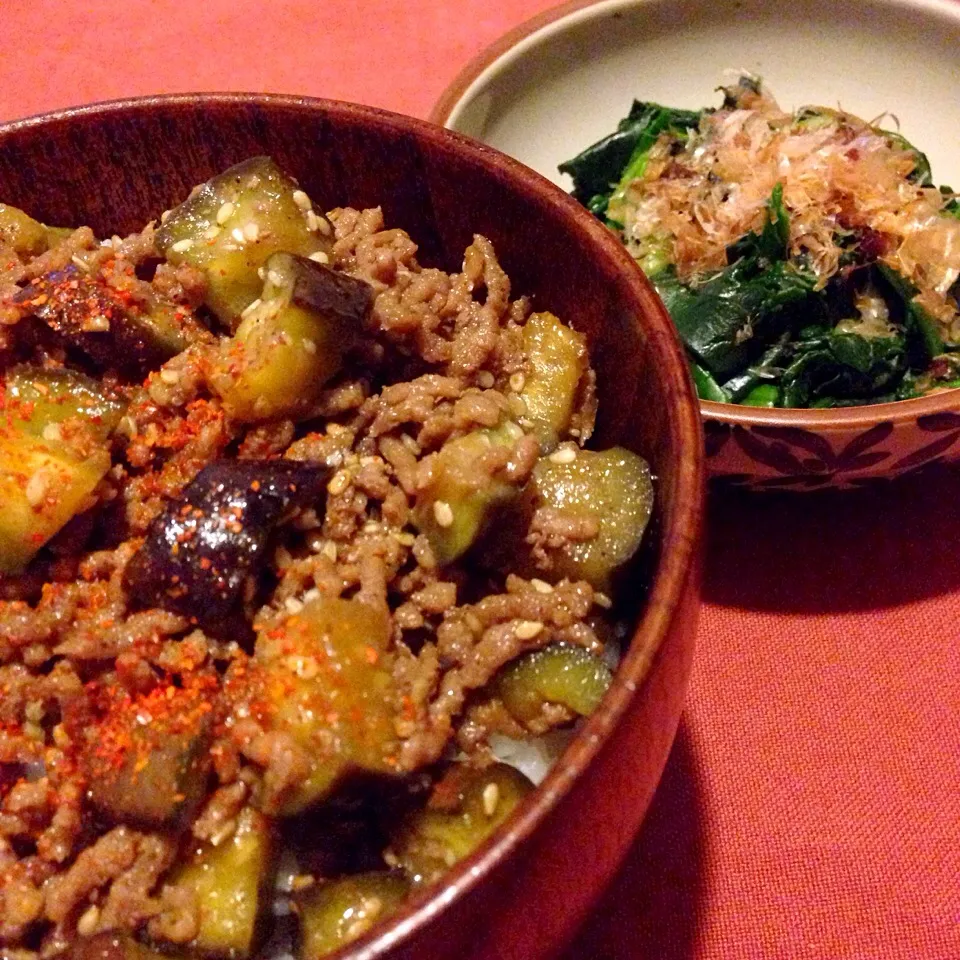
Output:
703 400 960 490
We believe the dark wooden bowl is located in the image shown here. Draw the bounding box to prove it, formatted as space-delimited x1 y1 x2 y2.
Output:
0 95 705 960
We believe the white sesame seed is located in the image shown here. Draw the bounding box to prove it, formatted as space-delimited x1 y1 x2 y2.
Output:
515 620 544 640
383 848 399 868
284 596 304 615
477 371 495 389
327 471 350 496
321 540 338 563
395 531 416 547
594 592 613 610
292 189 312 211
284 655 318 680
257 265 267 280
307 250 329 264
509 372 526 392
240 298 262 319
507 393 527 417
160 209 171 223
301 338 317 355
503 421 524 442
170 238 194 253
77 905 100 936
216 201 235 224
243 222 260 242
231 227 246 244
530 578 553 594
41 423 62 442
482 781 500 817
70 254 90 272
549 444 577 464
306 209 321 232
209 818 238 847
118 415 137 439
25 469 50 507
290 874 315 892
203 224 222 240
159 368 181 385
316 216 332 237
432 500 454 528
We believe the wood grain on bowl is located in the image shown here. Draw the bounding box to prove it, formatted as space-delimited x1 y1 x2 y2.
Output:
0 96 704 959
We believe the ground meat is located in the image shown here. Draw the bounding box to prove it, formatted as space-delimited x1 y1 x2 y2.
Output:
0 199 617 956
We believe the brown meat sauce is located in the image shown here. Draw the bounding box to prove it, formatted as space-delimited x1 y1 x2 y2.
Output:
0 169 650 959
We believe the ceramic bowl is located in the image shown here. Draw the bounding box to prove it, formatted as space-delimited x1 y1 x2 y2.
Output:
431 0 960 490
0 96 704 958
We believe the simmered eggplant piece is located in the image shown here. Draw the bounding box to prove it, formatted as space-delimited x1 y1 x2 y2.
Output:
527 446 654 591
15 265 202 372
390 763 533 886
0 366 125 574
0 202 58 258
252 596 400 816
518 311 589 450
209 253 373 421
5 365 127 439
412 424 523 566
124 459 330 623
297 872 410 960
158 807 276 960
493 643 612 726
83 674 214 829
156 157 332 327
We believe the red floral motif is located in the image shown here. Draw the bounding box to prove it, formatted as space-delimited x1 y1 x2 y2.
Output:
705 409 960 488
731 421 894 475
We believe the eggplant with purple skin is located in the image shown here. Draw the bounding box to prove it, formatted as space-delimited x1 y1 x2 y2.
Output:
155 157 333 327
0 365 127 574
124 459 330 624
15 265 205 373
209 252 373 422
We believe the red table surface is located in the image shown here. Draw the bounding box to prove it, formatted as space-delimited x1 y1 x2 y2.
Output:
3 1 959 957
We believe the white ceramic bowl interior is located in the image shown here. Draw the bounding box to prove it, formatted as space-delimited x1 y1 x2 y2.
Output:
444 0 960 193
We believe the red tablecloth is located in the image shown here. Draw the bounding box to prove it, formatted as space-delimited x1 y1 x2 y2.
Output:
3 2 958 957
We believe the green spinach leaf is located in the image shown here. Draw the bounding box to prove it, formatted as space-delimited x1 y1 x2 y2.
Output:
558 102 700 214
780 331 907 407
875 261 944 360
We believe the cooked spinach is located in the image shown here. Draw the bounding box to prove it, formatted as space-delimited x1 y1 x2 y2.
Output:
654 187 819 382
559 87 960 408
779 330 907 407
559 102 700 219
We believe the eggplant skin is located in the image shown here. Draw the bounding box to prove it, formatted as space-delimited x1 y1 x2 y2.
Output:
14 265 200 373
124 460 330 623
